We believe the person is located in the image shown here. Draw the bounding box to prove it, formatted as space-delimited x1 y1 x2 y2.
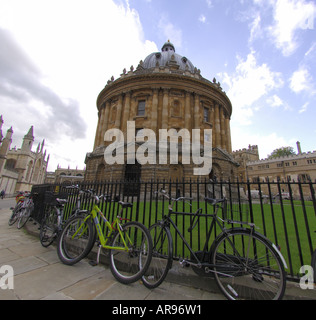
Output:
0 190 5 199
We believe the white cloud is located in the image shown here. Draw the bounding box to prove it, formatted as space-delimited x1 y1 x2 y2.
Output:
266 94 283 107
305 42 316 57
299 102 309 113
158 15 182 49
0 0 158 171
231 126 296 160
206 0 213 8
199 14 207 23
289 66 315 94
268 0 316 56
249 13 261 43
218 51 283 125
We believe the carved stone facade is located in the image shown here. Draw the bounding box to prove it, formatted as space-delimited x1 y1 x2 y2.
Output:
85 41 238 183
0 116 49 194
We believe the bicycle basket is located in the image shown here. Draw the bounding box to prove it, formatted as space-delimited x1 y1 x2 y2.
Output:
223 198 249 224
44 191 68 206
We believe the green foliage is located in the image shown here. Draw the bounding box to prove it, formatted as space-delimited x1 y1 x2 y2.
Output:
267 146 296 159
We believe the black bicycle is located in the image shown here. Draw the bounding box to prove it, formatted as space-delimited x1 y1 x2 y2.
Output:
142 189 287 300
39 186 84 247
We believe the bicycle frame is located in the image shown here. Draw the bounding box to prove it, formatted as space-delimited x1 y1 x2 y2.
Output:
164 204 230 268
73 203 130 252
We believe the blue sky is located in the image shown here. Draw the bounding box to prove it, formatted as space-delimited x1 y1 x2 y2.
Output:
0 0 315 171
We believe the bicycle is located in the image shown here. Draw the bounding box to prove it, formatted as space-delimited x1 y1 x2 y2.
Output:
8 192 26 226
56 188 153 284
39 191 68 247
142 189 287 300
8 192 35 229
39 186 89 247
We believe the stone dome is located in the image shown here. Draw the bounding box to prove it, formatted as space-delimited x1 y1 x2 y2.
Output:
142 41 196 73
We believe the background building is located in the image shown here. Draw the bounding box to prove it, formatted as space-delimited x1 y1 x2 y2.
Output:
45 166 85 185
232 141 316 198
0 116 49 195
85 41 238 185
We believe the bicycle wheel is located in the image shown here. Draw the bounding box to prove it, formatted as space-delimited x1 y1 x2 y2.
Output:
211 228 286 300
109 221 153 284
142 222 173 288
8 209 20 226
40 207 58 247
17 208 30 229
57 214 96 265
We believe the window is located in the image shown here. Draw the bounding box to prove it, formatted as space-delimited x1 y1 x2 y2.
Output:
137 100 146 116
298 174 310 182
204 107 209 122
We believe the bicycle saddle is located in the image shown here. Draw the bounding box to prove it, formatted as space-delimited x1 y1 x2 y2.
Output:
204 197 225 205
56 198 68 205
118 201 133 208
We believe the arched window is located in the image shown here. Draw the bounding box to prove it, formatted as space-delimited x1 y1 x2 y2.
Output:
4 159 16 170
123 162 141 196
25 160 33 182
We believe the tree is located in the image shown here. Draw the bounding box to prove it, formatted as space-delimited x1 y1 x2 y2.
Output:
267 147 296 159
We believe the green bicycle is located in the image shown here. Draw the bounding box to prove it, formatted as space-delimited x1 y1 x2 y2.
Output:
57 188 153 284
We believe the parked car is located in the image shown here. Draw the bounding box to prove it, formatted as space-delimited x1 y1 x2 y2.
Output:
274 192 290 200
249 190 268 200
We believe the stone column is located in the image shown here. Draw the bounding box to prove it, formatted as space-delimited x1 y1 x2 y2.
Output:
115 94 123 129
151 88 159 134
211 105 216 147
100 101 110 146
220 106 226 150
96 106 105 148
185 91 191 130
214 103 221 148
194 93 200 128
162 88 169 129
225 115 232 153
122 91 131 134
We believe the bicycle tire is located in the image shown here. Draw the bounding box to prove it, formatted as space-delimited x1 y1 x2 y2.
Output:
8 209 20 226
17 208 30 229
57 214 96 265
40 206 58 247
142 222 173 288
211 228 286 300
109 221 153 284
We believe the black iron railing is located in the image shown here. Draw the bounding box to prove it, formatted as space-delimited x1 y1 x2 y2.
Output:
31 178 316 282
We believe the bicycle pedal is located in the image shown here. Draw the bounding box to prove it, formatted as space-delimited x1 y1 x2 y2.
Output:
89 260 98 267
179 260 189 267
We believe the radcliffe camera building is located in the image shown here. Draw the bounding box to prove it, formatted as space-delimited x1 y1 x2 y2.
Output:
85 41 239 183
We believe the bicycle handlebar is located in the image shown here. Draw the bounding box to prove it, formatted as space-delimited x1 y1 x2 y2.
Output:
155 188 193 203
64 185 124 204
